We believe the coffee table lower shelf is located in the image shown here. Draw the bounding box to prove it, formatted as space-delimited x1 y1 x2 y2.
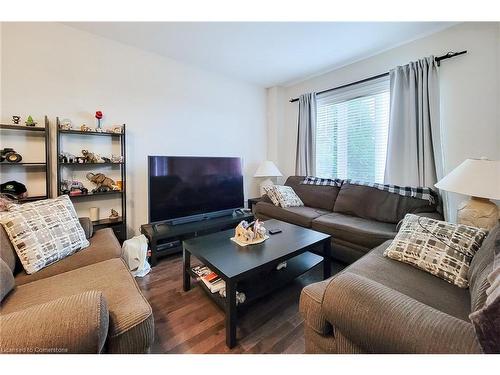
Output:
188 251 323 311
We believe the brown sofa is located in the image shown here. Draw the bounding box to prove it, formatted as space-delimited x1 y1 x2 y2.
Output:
254 176 442 263
299 223 499 353
0 218 154 354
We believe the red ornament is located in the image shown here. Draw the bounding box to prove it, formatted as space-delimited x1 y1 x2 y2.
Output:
95 111 103 120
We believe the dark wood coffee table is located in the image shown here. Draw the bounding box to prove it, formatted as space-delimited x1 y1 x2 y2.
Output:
182 219 331 348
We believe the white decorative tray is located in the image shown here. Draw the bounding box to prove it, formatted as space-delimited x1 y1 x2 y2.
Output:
230 235 269 247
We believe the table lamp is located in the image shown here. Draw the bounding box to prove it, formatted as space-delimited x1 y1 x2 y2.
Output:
435 157 500 230
254 161 283 196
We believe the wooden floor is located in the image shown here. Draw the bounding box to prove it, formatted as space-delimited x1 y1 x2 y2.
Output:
137 253 345 354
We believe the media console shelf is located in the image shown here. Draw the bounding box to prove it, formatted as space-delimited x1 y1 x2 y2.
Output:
140 211 254 267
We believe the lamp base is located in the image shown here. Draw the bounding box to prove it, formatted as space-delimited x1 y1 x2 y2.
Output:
259 178 275 196
457 197 499 230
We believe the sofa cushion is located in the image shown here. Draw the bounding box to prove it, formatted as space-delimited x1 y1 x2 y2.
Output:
469 261 500 353
0 195 90 274
345 241 471 321
0 291 109 354
0 225 18 273
311 213 397 249
284 176 340 211
333 181 440 224
0 258 153 354
468 224 499 312
322 272 480 353
384 214 488 288
0 259 15 302
14 228 122 286
254 202 330 228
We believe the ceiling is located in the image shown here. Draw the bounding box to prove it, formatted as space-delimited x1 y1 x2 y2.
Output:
66 22 455 87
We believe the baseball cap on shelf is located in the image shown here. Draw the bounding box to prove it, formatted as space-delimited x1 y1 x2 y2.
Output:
0 180 27 198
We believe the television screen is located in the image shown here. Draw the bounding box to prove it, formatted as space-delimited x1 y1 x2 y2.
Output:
148 156 244 223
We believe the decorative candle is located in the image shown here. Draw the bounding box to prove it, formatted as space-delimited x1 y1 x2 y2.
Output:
90 207 99 222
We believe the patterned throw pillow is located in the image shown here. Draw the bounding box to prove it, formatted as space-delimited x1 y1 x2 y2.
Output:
263 185 304 208
0 195 90 274
274 186 304 208
384 214 488 288
263 185 280 206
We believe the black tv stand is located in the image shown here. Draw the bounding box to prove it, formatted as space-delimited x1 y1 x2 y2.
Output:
140 211 254 267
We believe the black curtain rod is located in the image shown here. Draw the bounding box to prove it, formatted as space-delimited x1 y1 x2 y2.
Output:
289 50 467 103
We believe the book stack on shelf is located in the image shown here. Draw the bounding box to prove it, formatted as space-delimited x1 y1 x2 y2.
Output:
192 265 226 293
191 265 246 305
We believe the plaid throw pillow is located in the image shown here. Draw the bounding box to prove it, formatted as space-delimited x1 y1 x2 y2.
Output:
0 195 90 274
301 176 343 187
384 214 488 288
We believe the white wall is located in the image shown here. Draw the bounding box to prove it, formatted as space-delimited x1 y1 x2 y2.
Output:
0 22 267 235
268 22 500 221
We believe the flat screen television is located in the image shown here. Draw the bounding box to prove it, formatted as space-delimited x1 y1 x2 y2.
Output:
148 156 244 224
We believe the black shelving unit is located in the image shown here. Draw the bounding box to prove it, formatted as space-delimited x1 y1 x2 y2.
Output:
0 117 51 202
56 117 127 241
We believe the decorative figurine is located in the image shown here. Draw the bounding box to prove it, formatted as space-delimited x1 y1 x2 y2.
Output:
92 185 111 194
232 219 268 245
109 209 119 220
12 116 21 125
86 172 120 191
81 149 103 163
110 154 124 163
0 148 23 163
112 125 123 134
59 152 77 163
25 115 36 127
59 118 73 130
80 124 93 132
95 111 103 131
60 179 88 195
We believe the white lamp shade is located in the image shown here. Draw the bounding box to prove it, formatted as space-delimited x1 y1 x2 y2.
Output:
254 160 283 178
435 158 500 200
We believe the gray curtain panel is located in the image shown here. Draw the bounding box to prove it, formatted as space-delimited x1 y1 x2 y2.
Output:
384 56 444 188
295 92 317 176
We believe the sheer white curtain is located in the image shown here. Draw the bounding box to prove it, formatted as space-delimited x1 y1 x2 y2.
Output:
295 92 317 176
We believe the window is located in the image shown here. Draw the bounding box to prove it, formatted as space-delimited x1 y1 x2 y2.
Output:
315 77 390 183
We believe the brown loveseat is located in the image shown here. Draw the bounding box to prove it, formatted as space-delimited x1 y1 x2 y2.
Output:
299 224 499 353
254 176 442 263
0 218 154 354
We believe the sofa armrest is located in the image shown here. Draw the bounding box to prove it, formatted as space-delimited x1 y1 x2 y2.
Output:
79 217 94 239
0 291 109 354
322 272 481 353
